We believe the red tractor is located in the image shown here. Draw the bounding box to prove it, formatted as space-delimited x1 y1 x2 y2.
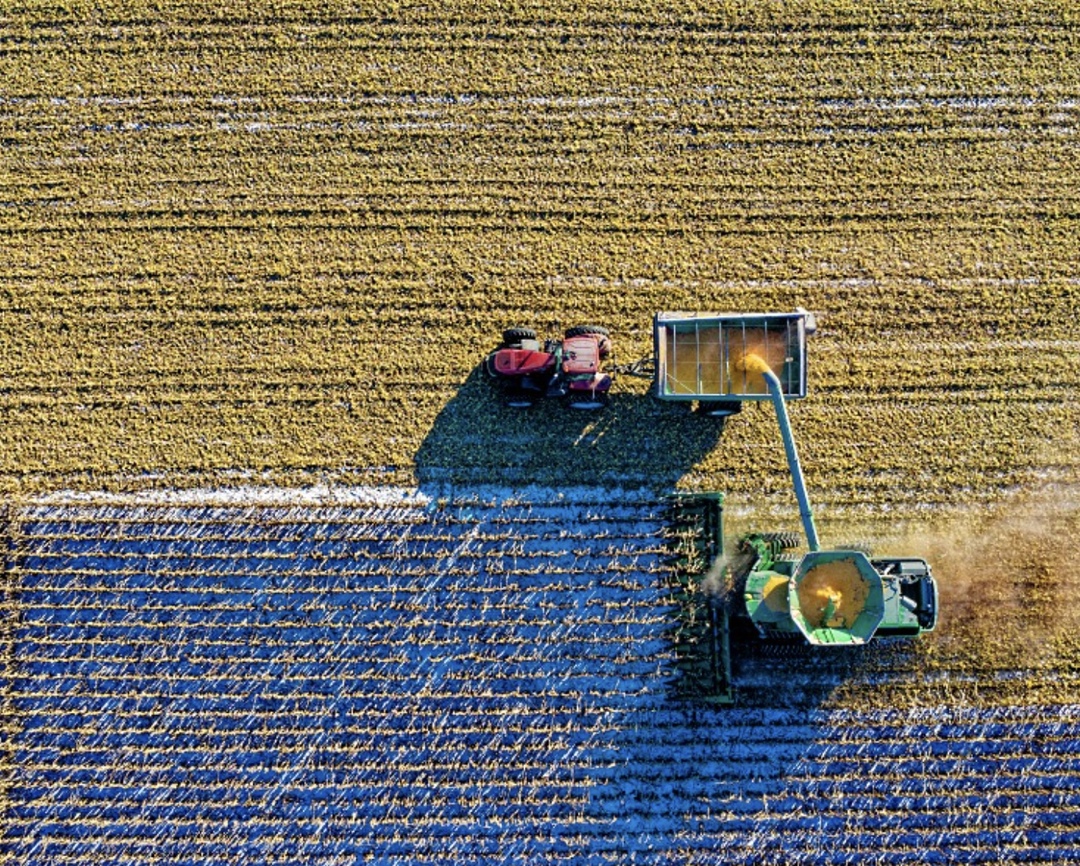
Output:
485 326 613 409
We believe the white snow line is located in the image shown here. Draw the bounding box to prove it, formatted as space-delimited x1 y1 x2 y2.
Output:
30 484 430 508
28 484 663 510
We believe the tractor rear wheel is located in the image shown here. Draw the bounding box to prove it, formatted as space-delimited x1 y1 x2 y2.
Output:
568 392 608 411
502 327 536 347
565 325 612 359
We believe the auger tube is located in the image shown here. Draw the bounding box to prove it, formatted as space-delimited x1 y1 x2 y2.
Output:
739 354 821 552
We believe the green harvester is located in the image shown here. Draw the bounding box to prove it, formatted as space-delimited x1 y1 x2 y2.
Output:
659 311 939 704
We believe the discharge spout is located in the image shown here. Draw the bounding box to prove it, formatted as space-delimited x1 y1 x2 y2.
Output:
736 353 821 552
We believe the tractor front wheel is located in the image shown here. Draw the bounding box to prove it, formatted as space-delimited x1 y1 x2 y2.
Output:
565 325 609 338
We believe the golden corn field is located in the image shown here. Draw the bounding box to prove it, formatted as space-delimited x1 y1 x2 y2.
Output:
2 1 1080 863
0 0 1077 506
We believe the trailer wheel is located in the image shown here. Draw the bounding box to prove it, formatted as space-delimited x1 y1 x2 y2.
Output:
566 325 612 359
697 401 743 418
502 327 536 347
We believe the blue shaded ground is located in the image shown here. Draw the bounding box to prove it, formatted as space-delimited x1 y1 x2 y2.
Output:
4 488 1079 865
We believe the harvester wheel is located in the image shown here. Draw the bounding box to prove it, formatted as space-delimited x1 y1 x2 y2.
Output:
502 327 536 346
565 325 612 359
761 531 801 551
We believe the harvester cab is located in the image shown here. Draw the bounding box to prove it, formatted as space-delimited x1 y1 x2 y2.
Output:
485 326 613 409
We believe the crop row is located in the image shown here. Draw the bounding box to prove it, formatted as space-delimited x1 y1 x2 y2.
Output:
0 338 1072 405
5 7 1078 98
0 388 1070 509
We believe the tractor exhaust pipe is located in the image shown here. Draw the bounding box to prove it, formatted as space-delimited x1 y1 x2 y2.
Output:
736 353 821 552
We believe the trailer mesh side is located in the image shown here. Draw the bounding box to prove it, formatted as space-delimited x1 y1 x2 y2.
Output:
656 313 807 401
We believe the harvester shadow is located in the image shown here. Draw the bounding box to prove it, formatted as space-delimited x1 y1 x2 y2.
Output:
586 528 931 853
724 625 923 709
415 365 727 490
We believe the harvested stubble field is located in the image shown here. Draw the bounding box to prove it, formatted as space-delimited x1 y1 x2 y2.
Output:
1 1 1080 863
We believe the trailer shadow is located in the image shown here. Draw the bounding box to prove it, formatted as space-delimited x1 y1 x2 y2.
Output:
415 365 727 490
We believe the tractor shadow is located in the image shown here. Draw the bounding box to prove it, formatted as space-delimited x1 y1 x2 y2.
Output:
415 364 728 490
